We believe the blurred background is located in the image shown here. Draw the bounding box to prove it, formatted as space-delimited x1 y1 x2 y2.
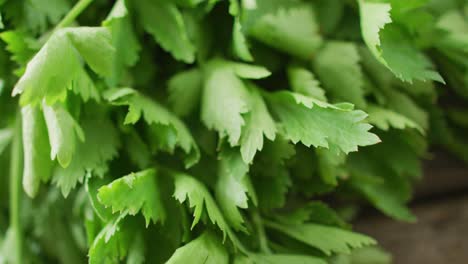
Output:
354 151 468 264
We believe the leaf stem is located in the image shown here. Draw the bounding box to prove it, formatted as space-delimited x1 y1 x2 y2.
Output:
54 0 94 30
252 210 272 254
9 110 23 264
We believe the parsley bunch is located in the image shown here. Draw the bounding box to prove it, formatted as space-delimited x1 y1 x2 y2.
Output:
0 0 467 263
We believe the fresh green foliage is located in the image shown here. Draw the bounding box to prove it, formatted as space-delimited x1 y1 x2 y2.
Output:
0 0 467 263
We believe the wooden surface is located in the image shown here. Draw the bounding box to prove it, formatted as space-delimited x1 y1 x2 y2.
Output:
354 153 468 264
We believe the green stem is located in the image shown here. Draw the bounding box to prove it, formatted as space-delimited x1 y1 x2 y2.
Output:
54 0 94 30
9 111 23 264
252 210 272 254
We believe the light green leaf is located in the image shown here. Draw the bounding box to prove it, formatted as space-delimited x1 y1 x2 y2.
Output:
267 91 380 154
42 103 84 168
70 67 101 102
89 215 132 264
0 30 37 73
248 4 323 59
172 171 231 238
240 85 276 164
135 0 195 63
98 169 166 226
21 105 53 197
232 63 271 79
232 19 253 62
53 117 120 197
216 149 256 231
359 1 392 58
201 59 250 146
358 0 443 83
12 27 114 105
287 64 326 102
266 221 376 255
166 232 228 264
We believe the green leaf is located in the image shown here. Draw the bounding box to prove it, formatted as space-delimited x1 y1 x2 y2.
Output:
347 137 420 222
266 91 380 154
12 27 114 106
21 105 53 197
251 137 294 209
166 232 228 264
248 4 323 59
89 215 132 264
275 201 349 229
384 89 428 130
316 147 346 186
42 103 84 168
0 128 12 155
367 105 424 133
265 221 376 256
235 254 326 264
232 19 254 62
240 84 276 164
229 0 253 62
103 0 141 86
135 0 195 63
313 42 366 108
358 0 443 83
86 177 114 221
98 169 166 226
53 117 120 197
168 68 203 117
105 88 200 167
0 30 37 73
172 171 231 238
22 0 70 34
331 246 392 264
352 179 416 222
201 59 259 146
358 1 392 59
231 63 271 79
216 149 256 231
287 64 326 102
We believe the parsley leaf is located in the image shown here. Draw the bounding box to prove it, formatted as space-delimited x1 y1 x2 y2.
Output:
105 88 200 167
265 220 376 256
166 231 228 264
172 171 231 239
53 117 120 197
201 59 270 146
21 105 53 197
98 169 166 226
42 102 84 168
134 0 195 63
216 149 256 231
12 27 114 105
359 0 444 83
266 91 380 154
